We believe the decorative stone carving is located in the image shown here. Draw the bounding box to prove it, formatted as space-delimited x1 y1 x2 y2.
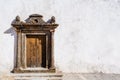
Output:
11 14 58 73
25 14 46 24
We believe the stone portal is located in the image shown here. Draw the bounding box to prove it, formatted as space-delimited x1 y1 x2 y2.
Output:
11 14 58 73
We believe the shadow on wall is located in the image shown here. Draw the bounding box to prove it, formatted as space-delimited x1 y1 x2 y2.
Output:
4 27 17 71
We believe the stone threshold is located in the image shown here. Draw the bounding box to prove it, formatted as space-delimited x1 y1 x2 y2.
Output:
1 73 63 80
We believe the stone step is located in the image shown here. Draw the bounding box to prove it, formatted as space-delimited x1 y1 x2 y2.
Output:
1 73 63 80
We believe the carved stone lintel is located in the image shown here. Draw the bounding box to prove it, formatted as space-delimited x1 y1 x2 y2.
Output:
12 14 58 28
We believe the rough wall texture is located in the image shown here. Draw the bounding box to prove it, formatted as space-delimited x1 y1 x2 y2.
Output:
0 0 120 75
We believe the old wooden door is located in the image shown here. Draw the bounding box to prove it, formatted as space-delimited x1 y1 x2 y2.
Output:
26 35 46 68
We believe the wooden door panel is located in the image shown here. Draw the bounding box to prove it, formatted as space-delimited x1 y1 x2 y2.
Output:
36 38 42 67
26 35 46 68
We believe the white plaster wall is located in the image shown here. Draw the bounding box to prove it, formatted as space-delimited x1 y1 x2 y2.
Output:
0 0 120 74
